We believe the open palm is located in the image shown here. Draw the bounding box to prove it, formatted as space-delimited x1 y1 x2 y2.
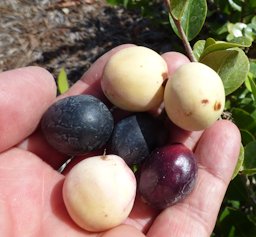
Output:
0 45 240 237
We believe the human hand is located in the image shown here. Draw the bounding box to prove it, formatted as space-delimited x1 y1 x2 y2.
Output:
0 45 241 237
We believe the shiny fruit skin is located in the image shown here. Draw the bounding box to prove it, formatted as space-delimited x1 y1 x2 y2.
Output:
101 46 168 111
138 144 197 210
62 154 136 232
164 62 225 131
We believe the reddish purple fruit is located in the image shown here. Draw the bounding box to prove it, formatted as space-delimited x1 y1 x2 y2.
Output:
138 143 197 209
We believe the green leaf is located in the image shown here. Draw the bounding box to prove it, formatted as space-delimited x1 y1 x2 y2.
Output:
244 73 254 92
205 37 216 47
57 67 69 94
228 0 242 12
200 39 251 60
216 207 256 236
200 48 250 95
169 0 188 20
216 207 237 237
228 36 252 47
226 175 249 204
193 38 217 60
123 0 130 8
169 0 207 41
241 168 256 175
214 23 229 35
131 164 138 173
232 144 244 179
106 0 120 5
240 129 255 145
231 108 256 131
248 77 256 102
242 141 256 175
252 16 256 25
193 40 205 61
250 60 256 77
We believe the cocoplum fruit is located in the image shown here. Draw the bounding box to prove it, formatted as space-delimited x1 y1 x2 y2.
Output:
41 95 114 155
101 46 168 111
138 144 197 209
164 62 225 131
109 113 169 166
62 154 136 232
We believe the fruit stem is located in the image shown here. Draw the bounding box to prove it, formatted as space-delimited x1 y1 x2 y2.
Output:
164 0 197 62
101 149 107 160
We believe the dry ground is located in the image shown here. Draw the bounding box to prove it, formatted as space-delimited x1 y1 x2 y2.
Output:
0 0 173 84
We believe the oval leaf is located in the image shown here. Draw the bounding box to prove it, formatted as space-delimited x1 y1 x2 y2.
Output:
193 38 217 60
231 108 256 131
242 141 256 175
169 0 188 19
193 40 205 61
240 129 255 145
205 37 216 48
169 0 207 41
232 144 244 179
200 48 250 95
200 39 251 60
248 77 256 102
57 67 69 94
229 36 252 47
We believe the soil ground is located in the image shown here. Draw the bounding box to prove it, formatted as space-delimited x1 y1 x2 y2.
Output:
0 0 175 85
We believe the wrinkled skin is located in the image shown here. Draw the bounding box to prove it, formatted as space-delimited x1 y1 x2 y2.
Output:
0 44 241 237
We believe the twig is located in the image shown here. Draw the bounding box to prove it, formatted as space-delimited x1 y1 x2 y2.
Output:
172 17 197 62
164 0 197 62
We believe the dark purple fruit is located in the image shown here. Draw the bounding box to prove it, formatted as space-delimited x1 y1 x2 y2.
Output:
41 95 114 155
138 144 197 209
108 113 169 166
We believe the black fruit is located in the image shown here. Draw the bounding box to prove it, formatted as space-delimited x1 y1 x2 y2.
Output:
138 143 197 209
41 95 114 155
108 113 169 166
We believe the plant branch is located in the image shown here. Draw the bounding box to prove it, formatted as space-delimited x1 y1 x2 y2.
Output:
163 0 170 9
172 16 197 62
164 0 197 62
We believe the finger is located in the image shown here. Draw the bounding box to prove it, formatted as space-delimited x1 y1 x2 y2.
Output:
124 124 202 234
0 148 92 236
18 129 67 170
100 225 145 237
0 66 56 152
18 45 135 169
161 52 190 77
146 120 241 237
125 195 158 233
163 114 203 150
0 148 149 236
57 49 196 232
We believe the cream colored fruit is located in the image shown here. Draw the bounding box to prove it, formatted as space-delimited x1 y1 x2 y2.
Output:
62 154 136 232
101 46 168 111
164 62 225 131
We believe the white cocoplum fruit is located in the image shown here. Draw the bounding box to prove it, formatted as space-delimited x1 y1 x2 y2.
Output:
62 154 136 232
101 46 168 111
164 62 225 131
